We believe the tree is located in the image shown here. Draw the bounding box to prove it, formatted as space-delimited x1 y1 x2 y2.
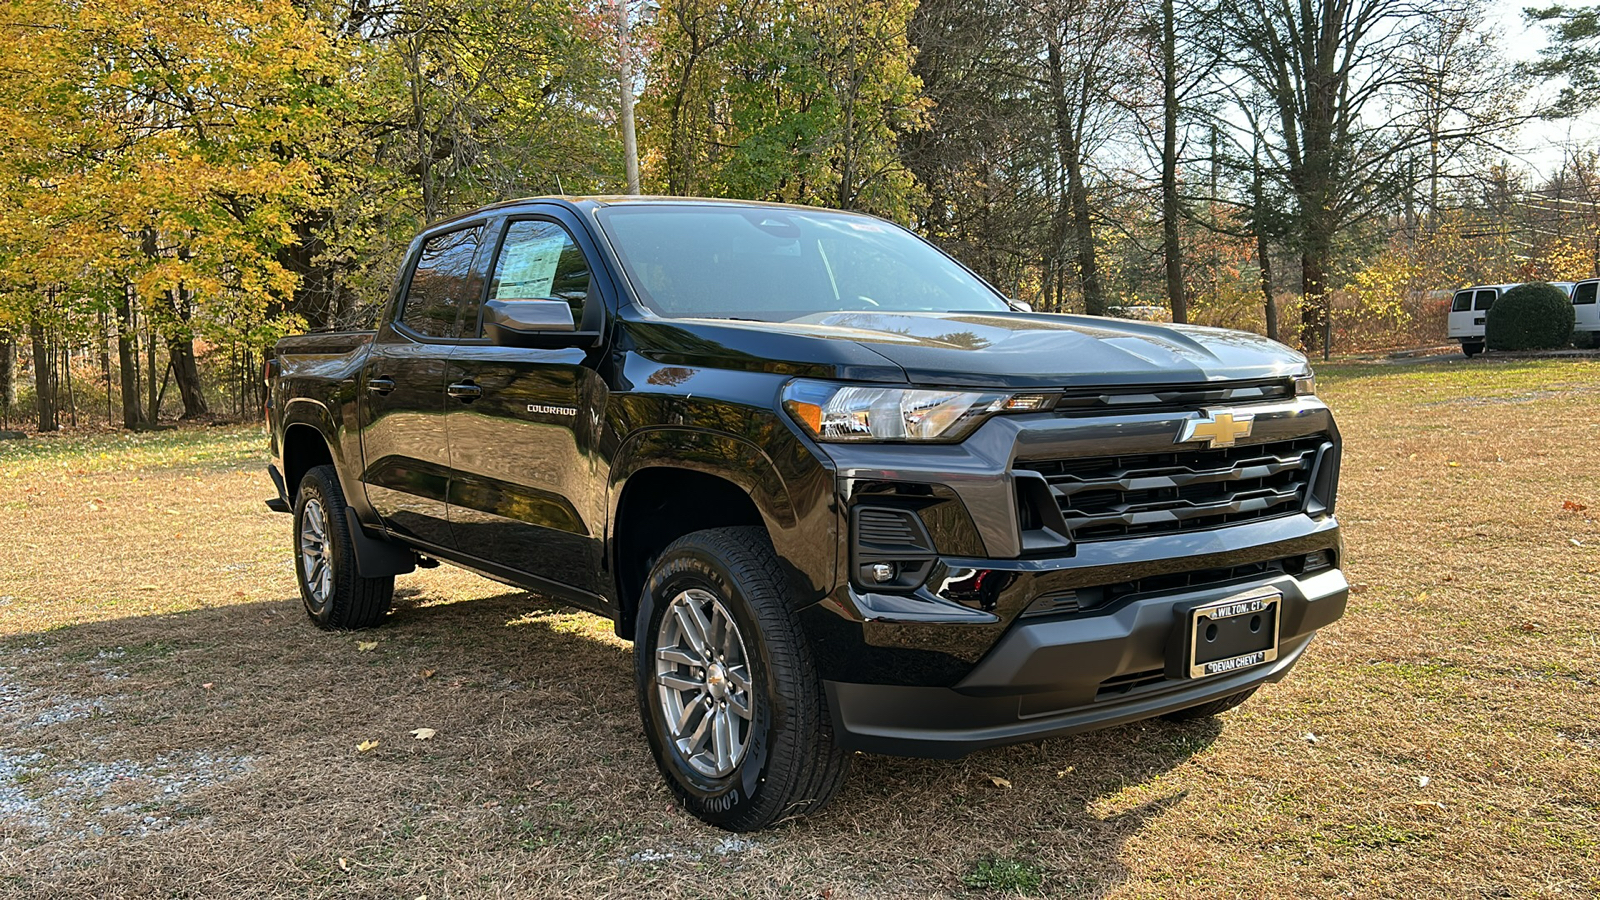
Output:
1527 4 1600 117
639 0 928 218
1213 0 1522 352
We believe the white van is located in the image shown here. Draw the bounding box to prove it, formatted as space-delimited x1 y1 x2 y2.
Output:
1573 279 1599 338
1448 282 1576 356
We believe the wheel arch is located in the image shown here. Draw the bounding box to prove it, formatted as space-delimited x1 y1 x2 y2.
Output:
607 427 833 638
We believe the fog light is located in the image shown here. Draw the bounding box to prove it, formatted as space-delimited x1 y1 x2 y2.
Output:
869 563 897 583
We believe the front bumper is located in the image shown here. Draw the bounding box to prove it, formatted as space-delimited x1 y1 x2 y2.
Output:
824 565 1345 758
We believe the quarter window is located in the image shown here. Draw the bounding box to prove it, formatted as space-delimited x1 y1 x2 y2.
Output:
400 226 485 338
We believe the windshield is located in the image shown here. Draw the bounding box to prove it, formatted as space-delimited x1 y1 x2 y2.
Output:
593 205 1010 321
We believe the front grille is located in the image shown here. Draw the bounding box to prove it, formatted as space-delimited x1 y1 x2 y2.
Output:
1017 435 1328 541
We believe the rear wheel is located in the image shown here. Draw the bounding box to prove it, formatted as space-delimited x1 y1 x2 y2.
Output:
1462 341 1484 357
635 527 850 831
1161 686 1257 722
293 464 394 630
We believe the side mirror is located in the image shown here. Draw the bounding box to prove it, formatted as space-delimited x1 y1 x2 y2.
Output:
483 299 600 348
1007 298 1033 313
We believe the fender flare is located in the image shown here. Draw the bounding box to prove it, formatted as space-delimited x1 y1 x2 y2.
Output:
607 426 799 536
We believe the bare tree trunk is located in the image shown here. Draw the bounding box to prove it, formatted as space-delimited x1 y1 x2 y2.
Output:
30 320 56 432
616 0 640 195
1160 0 1186 323
116 284 146 429
1046 40 1106 316
1258 229 1278 342
146 319 159 424
59 342 77 428
0 335 13 427
164 285 208 419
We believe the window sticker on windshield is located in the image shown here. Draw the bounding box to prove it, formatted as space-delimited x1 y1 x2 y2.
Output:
496 233 563 299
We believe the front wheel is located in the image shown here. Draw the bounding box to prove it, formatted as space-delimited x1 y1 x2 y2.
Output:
635 527 850 831
293 464 394 630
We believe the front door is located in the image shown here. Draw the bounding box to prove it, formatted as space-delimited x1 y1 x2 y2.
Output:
445 215 610 594
358 223 487 549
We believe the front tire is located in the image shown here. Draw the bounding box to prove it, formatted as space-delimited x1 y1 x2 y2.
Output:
293 464 394 630
635 527 849 831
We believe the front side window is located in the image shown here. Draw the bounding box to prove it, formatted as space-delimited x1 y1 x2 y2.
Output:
400 226 485 338
1451 291 1473 312
594 205 1009 322
470 220 592 336
1574 282 1597 305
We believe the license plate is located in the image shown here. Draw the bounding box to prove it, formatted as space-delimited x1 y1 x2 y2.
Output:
1183 586 1280 679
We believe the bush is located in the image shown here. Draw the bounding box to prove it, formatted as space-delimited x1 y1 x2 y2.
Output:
1485 282 1575 351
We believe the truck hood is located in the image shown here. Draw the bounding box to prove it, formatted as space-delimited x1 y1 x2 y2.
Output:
632 311 1307 389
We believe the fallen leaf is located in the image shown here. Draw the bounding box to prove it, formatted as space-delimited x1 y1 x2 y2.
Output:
410 727 436 740
338 857 349 872
1521 622 1545 633
1572 539 1585 547
1056 766 1074 778
988 776 1012 789
1411 800 1447 814
1447 461 1461 468
419 669 437 679
135 585 158 591
1417 776 1431 788
201 682 214 690
357 641 378 652
1304 732 1320 744
356 740 379 753
1563 500 1588 512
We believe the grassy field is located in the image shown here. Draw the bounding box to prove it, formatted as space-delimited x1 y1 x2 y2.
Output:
1 357 1597 899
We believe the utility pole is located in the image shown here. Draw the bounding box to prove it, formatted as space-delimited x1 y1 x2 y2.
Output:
616 0 640 195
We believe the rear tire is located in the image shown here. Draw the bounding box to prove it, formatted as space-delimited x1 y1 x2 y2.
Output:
293 464 394 630
1462 341 1484 357
1161 687 1258 722
635 526 850 832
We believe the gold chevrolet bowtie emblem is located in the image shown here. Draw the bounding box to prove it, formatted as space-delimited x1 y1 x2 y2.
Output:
1177 410 1254 448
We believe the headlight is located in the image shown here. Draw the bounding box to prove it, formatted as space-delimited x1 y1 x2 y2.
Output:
781 380 1054 442
1293 372 1317 396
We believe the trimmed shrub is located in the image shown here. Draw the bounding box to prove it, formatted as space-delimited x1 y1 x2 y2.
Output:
1485 282 1575 351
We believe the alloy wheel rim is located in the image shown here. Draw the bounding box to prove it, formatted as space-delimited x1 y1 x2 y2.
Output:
654 588 754 778
299 497 333 607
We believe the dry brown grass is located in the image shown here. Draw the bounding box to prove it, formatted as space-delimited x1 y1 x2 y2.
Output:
1 357 1597 899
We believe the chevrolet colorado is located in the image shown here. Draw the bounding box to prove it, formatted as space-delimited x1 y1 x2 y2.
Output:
265 196 1346 831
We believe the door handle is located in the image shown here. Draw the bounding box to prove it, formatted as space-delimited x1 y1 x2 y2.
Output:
447 381 483 401
366 377 396 395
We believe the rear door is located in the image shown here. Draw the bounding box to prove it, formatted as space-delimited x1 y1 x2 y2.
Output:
1573 280 1599 332
444 212 612 595
1468 288 1499 336
358 223 487 548
1447 289 1476 338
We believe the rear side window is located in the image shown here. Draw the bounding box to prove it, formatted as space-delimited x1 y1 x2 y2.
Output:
1473 289 1497 311
473 220 592 335
400 226 485 338
1451 291 1473 312
1574 282 1597 305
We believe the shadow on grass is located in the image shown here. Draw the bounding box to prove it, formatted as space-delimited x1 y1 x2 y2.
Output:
1 589 1223 897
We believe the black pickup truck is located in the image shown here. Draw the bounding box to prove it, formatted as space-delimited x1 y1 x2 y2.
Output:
266 196 1346 831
